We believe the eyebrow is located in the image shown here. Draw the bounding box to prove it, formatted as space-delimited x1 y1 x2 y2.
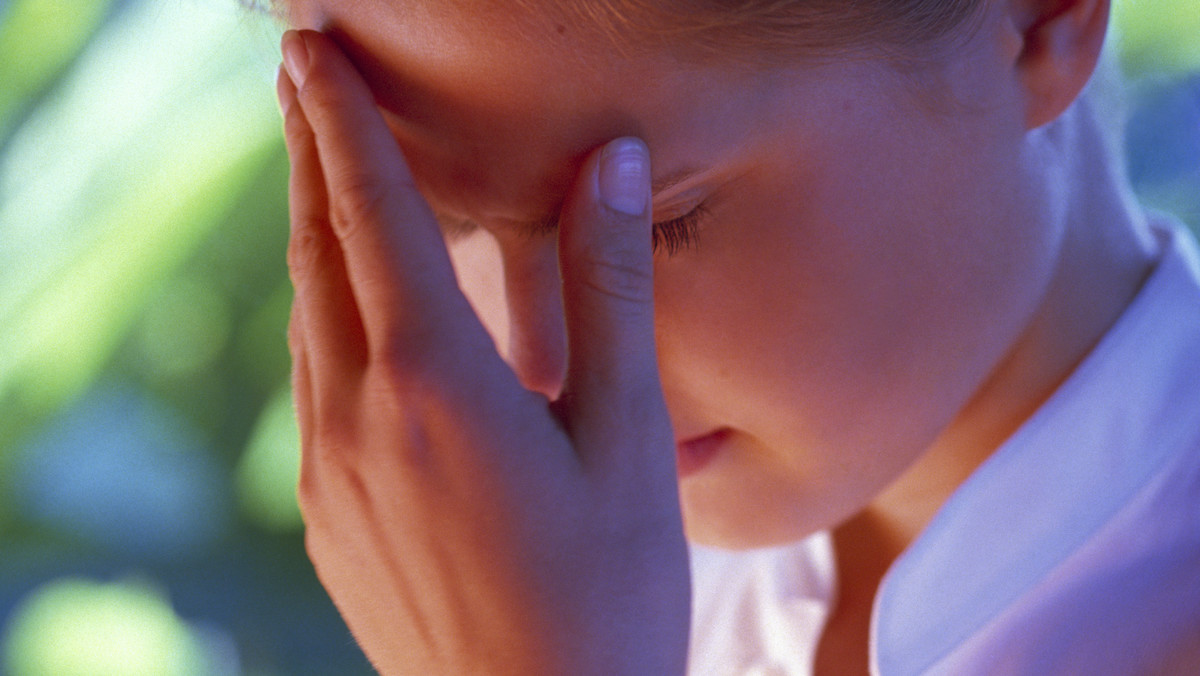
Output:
436 166 709 241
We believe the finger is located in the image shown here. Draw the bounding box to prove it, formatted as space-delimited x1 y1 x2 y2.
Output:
557 138 675 478
282 29 470 355
289 306 314 439
288 304 321 505
281 31 555 476
279 64 368 382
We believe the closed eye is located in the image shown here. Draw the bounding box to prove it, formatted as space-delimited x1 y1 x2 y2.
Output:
436 202 708 256
652 203 707 256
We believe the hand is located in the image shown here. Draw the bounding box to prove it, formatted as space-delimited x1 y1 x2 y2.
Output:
276 29 690 676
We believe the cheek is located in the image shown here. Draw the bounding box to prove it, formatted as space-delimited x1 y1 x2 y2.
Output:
651 154 994 446
651 199 834 432
653 182 875 378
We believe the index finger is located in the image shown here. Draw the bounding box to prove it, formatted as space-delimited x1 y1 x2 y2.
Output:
281 29 467 348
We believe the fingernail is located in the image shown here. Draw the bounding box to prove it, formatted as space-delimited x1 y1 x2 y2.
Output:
281 30 309 87
598 138 649 216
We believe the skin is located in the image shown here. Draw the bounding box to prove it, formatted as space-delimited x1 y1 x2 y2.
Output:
277 0 1159 672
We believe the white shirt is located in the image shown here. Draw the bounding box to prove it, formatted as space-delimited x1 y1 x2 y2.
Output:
689 219 1200 675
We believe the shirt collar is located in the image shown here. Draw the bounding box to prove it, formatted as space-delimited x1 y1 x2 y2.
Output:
872 220 1200 674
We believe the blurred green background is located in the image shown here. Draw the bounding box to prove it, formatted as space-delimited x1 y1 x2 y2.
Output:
0 0 1197 673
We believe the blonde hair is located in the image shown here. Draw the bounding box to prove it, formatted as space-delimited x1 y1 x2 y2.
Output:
519 0 988 65
267 0 986 64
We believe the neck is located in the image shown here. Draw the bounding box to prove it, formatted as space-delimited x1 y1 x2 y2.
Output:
839 85 1162 608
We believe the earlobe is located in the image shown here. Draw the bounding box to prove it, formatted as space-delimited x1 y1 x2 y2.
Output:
1010 0 1111 129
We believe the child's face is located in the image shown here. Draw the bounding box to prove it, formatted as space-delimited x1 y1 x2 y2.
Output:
285 1 1059 547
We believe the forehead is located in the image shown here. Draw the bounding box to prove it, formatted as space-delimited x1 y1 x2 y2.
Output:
286 0 784 228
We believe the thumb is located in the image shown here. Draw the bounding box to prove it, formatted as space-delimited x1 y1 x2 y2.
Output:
558 138 674 477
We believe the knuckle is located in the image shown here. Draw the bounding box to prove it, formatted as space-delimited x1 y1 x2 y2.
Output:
577 251 655 306
281 104 312 146
367 324 479 418
287 311 304 354
286 220 333 277
568 221 655 301
375 327 448 395
301 406 367 484
329 171 389 242
294 65 341 119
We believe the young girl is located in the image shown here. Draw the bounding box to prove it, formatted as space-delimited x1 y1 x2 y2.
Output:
272 0 1200 673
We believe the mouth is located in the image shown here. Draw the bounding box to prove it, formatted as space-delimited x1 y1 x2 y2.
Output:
676 428 731 478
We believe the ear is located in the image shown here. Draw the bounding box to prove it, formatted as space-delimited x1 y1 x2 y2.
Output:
1010 0 1111 129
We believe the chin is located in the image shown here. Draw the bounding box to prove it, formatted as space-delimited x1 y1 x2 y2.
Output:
679 476 828 550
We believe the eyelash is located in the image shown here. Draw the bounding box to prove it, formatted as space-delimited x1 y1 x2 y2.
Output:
652 203 707 256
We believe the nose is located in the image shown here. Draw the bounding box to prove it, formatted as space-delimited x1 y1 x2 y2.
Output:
500 234 567 399
447 229 566 399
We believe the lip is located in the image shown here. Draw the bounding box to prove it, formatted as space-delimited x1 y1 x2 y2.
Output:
676 428 731 478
